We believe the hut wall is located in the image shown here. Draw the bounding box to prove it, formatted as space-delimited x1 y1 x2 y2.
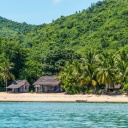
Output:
35 87 37 92
34 85 62 93
19 85 29 93
35 85 43 93
23 85 29 92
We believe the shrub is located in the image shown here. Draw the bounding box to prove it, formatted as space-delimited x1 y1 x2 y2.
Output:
123 84 128 95
30 90 34 93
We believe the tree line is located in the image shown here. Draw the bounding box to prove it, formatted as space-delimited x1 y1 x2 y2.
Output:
0 43 128 94
0 0 128 94
59 50 128 94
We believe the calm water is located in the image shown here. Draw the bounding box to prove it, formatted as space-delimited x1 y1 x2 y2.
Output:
0 102 128 128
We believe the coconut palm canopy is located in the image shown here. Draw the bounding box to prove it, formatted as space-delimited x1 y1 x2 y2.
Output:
7 80 30 89
33 76 60 86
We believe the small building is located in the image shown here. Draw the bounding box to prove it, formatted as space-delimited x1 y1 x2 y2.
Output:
33 76 62 93
6 80 30 93
106 84 122 92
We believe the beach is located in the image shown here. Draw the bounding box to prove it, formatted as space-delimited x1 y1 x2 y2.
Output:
0 92 128 102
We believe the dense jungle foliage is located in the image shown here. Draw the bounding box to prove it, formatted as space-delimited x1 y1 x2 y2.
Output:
0 0 128 93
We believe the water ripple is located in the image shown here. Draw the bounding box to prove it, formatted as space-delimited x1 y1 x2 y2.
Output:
0 102 128 128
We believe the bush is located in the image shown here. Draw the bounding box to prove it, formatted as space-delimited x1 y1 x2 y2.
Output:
123 84 128 95
0 86 5 92
30 90 34 93
88 89 93 94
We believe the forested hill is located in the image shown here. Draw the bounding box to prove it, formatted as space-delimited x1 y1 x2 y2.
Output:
0 16 36 38
0 0 128 52
20 0 128 53
0 0 128 88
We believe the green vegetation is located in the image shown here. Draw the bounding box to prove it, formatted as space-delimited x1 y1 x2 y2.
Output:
0 0 128 93
0 16 36 38
59 50 128 94
123 84 128 95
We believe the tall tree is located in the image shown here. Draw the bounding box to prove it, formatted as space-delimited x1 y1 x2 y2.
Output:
0 59 15 91
96 54 117 91
81 50 99 92
116 50 128 84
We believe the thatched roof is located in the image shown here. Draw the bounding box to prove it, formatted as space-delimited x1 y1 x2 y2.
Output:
33 76 60 87
106 84 122 89
7 80 30 89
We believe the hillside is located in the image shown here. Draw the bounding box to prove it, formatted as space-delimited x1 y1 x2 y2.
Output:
0 0 128 52
21 0 128 53
0 0 128 86
0 16 36 38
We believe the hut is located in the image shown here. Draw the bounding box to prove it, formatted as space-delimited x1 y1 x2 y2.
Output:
33 76 62 93
6 80 30 93
106 84 122 92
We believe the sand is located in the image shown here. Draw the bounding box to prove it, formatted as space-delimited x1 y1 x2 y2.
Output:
0 92 128 102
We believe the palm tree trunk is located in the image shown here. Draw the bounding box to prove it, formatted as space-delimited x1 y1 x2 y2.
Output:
113 84 114 92
93 86 96 94
6 77 7 92
87 84 90 93
105 84 109 92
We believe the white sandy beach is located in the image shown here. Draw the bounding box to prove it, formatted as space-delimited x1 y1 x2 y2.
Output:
0 92 128 102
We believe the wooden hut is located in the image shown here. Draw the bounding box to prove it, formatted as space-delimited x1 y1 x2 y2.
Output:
106 84 122 92
6 80 30 93
33 76 62 93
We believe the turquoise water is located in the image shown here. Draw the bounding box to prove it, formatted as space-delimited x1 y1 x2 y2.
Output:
0 103 128 128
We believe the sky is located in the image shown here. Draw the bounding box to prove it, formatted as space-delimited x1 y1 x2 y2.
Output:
0 0 102 25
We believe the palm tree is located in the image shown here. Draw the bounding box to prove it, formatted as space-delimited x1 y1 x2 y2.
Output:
119 50 128 63
0 59 15 91
81 50 99 93
58 60 84 94
116 51 128 84
0 65 4 81
96 54 117 91
83 64 97 92
83 50 99 65
58 61 74 93
117 61 128 84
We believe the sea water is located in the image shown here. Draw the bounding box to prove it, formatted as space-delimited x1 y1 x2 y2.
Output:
0 102 128 128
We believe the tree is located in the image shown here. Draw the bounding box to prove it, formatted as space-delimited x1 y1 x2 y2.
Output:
116 50 128 84
81 50 99 93
20 60 42 83
58 61 83 94
96 54 117 91
0 59 15 91
42 49 81 75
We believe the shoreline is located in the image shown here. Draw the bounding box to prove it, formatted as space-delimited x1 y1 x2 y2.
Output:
0 92 128 103
0 101 128 103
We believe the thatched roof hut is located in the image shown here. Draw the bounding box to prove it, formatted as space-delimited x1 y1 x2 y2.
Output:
33 76 60 87
33 76 62 93
106 84 122 90
7 80 30 93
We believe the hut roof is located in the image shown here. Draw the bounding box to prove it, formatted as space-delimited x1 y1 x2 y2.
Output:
7 80 30 89
106 84 122 89
33 76 60 87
